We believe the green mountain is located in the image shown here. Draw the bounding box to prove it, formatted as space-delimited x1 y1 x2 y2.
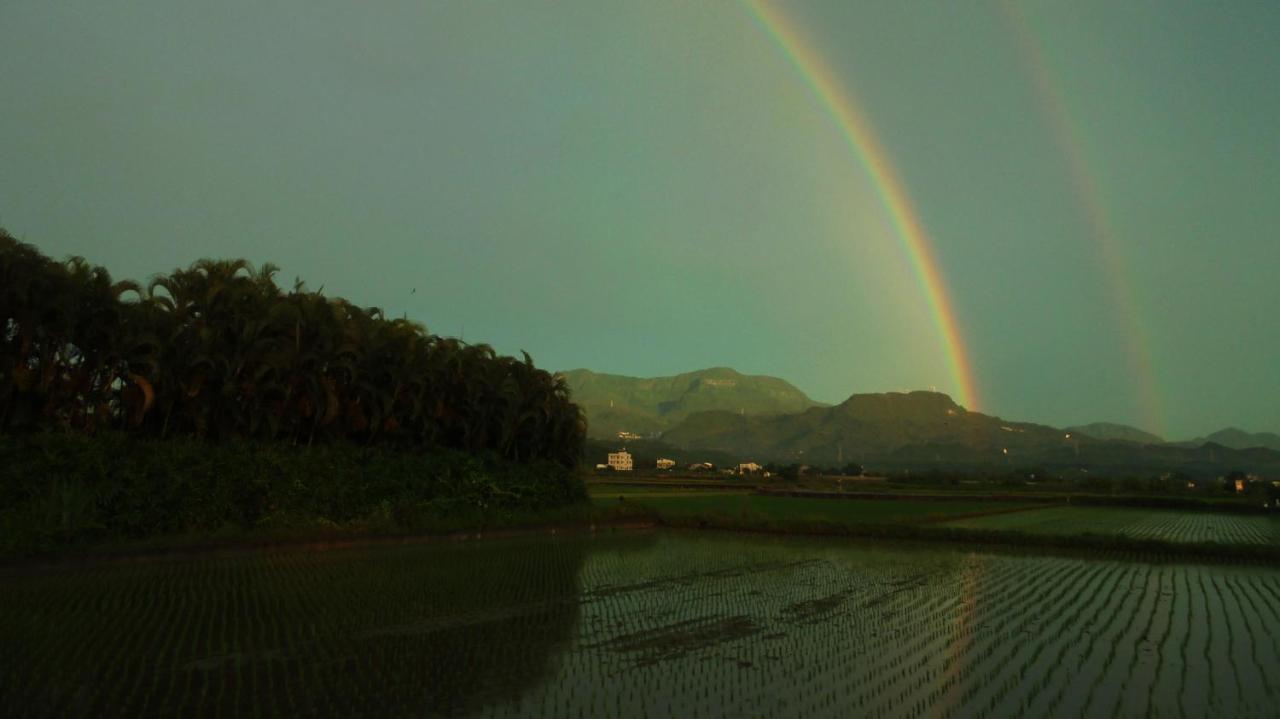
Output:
659 390 1280 475
1065 422 1165 445
661 390 1070 465
1185 428 1280 452
562 367 825 439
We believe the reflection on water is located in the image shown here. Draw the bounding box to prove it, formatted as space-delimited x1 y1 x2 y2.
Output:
0 536 599 716
4 530 1280 716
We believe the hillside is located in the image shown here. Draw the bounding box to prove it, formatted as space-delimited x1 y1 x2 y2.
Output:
562 367 825 439
661 391 1069 464
660 391 1280 475
1066 422 1165 445
1183 428 1280 452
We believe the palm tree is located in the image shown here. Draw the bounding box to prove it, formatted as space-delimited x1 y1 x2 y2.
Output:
0 231 587 467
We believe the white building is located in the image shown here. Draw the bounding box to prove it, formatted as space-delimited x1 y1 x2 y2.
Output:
617 431 643 441
607 450 633 471
738 462 763 474
656 458 676 470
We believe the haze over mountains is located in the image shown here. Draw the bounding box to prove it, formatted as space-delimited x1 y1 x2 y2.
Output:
568 367 1280 475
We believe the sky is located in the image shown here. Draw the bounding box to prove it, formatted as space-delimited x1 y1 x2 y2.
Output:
1 0 1277 440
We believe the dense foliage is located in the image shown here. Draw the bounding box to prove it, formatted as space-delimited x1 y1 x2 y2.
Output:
0 230 584 466
0 432 586 553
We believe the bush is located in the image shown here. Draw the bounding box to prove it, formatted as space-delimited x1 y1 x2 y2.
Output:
0 432 585 554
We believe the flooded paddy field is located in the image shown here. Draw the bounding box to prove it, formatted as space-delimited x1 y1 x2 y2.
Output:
4 530 1279 717
943 505 1280 545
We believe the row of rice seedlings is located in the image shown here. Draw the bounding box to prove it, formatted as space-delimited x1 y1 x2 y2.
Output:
488 541 1280 718
9 530 1280 717
1017 559 1128 716
868 555 1056 715
1119 511 1279 546
1228 574 1280 703
2 536 603 716
952 558 1095 715
951 557 1104 715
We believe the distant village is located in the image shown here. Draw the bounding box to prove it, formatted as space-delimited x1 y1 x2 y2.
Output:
593 442 762 475
595 448 766 477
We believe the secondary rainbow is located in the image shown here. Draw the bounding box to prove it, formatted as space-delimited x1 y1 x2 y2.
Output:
744 0 980 411
998 0 1164 434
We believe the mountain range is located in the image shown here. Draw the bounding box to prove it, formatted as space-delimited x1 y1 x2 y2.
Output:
1065 423 1280 452
1065 423 1165 445
1177 428 1280 452
567 367 1280 475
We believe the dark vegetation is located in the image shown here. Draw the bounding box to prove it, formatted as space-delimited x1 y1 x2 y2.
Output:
0 231 588 553
0 432 588 555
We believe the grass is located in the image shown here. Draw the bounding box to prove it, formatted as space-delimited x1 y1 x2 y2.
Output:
582 487 1280 562
597 493 1037 525
3 502 655 566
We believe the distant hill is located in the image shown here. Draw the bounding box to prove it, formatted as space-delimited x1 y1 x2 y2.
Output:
1066 423 1165 445
659 390 1280 475
1177 428 1280 452
662 390 1069 464
562 367 825 440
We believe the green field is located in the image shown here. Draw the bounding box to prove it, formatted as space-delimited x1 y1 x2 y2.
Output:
592 491 1040 525
5 531 1280 716
943 506 1280 546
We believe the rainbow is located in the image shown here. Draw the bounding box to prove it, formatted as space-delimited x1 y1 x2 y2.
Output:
744 0 980 411
999 0 1164 434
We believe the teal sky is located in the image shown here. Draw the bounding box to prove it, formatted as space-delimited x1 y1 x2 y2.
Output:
2 1 1277 439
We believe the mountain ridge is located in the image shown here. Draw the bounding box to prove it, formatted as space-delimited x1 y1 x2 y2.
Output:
562 367 825 439
1065 422 1165 445
1176 428 1280 452
657 390 1280 475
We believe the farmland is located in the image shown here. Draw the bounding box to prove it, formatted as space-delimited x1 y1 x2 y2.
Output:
594 492 1032 525
5 530 1280 717
942 506 1280 546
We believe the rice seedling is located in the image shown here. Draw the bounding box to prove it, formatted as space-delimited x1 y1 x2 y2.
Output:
4 529 1280 716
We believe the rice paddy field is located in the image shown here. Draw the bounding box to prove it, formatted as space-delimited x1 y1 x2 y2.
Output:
5 530 1280 717
943 506 1280 546
592 492 1030 525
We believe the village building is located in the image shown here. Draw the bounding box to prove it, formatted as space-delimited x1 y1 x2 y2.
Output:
607 450 633 472
656 458 676 470
738 462 763 474
688 462 714 472
617 431 643 441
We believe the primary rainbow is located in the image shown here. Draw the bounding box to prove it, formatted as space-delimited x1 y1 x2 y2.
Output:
998 0 1164 434
744 0 980 410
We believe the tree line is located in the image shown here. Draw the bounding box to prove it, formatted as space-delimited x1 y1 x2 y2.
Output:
0 230 584 467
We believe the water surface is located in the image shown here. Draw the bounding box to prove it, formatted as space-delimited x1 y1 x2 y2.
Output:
3 530 1277 717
